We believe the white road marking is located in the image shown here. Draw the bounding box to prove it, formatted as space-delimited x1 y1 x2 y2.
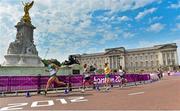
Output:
31 100 54 107
56 99 68 104
128 92 144 96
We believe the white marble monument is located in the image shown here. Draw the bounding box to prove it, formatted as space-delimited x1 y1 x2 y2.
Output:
2 1 44 67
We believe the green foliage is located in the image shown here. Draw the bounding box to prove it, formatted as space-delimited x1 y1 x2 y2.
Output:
51 59 61 67
42 59 61 67
41 59 49 67
96 69 104 74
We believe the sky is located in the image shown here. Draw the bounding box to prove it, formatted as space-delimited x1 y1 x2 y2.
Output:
0 0 180 64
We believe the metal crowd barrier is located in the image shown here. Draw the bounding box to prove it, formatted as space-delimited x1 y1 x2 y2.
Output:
0 73 151 94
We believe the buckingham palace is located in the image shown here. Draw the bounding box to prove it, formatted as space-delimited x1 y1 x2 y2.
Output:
71 43 179 72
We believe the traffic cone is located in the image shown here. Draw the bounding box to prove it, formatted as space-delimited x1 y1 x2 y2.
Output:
26 91 31 97
64 88 69 94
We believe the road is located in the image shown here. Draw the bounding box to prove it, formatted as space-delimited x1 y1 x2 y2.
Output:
0 75 180 110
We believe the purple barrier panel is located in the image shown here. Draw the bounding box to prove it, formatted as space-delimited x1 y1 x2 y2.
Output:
135 74 140 82
39 76 49 89
132 74 151 82
125 74 135 82
92 74 105 86
58 75 70 83
69 75 83 87
137 74 143 81
110 74 121 85
93 74 135 85
142 74 150 81
0 76 9 92
91 74 119 85
174 72 180 76
0 73 152 93
40 75 83 89
111 73 141 83
9 76 38 92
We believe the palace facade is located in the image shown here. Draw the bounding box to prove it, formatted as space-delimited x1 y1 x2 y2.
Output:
71 43 179 72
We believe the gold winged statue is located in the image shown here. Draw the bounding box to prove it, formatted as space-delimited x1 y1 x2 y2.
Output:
22 1 34 24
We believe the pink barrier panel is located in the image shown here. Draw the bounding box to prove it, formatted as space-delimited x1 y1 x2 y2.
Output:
9 76 38 92
125 74 138 82
39 76 49 89
0 74 151 93
173 72 180 76
69 75 83 87
0 76 9 92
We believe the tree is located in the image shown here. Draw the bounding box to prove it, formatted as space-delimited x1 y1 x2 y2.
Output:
89 65 96 72
68 55 80 65
51 59 61 67
41 59 61 67
61 55 80 65
41 59 49 67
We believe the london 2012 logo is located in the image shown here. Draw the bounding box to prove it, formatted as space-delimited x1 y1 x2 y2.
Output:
0 96 88 110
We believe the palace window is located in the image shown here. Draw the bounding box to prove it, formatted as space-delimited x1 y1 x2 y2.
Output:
156 61 159 66
150 55 153 60
151 61 153 66
172 59 175 65
135 56 137 60
140 56 142 60
135 62 138 67
146 61 148 67
141 62 143 67
167 59 171 64
131 62 133 67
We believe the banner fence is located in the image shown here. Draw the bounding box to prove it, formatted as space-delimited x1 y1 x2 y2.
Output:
0 73 151 93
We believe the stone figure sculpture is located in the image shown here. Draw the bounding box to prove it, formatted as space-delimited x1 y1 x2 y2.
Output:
22 1 34 24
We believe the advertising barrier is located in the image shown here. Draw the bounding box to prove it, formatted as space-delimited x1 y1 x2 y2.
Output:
0 73 151 93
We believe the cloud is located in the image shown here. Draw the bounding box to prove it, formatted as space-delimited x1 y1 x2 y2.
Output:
0 2 21 64
147 23 165 32
176 15 180 20
133 0 160 8
168 1 180 9
118 16 131 22
171 23 180 31
123 32 135 38
135 8 157 20
0 0 161 64
148 16 163 24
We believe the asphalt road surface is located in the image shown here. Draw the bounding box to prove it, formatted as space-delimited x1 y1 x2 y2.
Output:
0 75 180 110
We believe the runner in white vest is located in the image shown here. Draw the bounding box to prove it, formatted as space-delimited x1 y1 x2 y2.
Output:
44 60 67 95
81 64 91 93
